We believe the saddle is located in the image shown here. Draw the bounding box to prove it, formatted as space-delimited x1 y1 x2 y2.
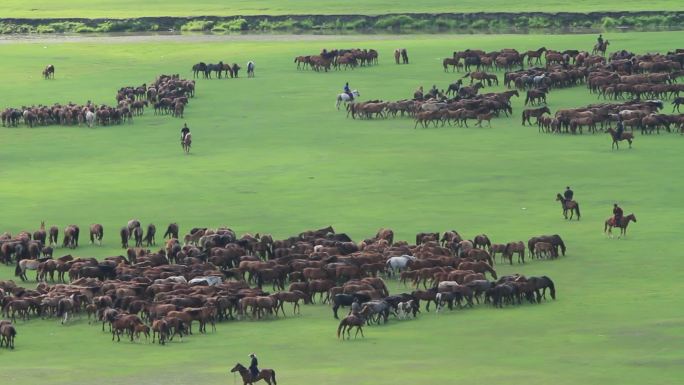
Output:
345 92 353 101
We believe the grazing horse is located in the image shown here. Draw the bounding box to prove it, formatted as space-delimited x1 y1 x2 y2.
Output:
120 227 130 248
133 226 144 247
89 224 104 245
43 64 55 79
401 48 409 64
607 128 633 150
164 223 179 239
458 261 497 279
49 226 59 246
145 223 156 246
336 90 360 110
502 241 525 264
231 363 277 385
394 49 401 64
604 213 637 238
182 132 192 154
247 61 255 78
555 193 581 220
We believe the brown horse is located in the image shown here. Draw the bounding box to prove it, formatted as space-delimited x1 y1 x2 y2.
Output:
337 306 370 339
231 363 277 385
43 64 55 79
33 221 47 245
163 223 179 239
502 241 525 264
89 224 104 245
120 227 130 248
522 106 550 126
556 194 581 220
604 213 637 238
457 261 497 279
0 323 17 349
394 49 401 64
48 226 59 246
592 40 610 56
607 128 633 150
182 132 192 154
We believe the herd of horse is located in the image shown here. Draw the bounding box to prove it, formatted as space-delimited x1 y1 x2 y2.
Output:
295 48 379 71
191 61 255 79
339 44 684 133
2 74 196 128
0 224 563 347
528 99 683 144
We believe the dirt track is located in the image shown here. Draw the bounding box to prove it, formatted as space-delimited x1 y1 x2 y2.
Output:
0 32 419 45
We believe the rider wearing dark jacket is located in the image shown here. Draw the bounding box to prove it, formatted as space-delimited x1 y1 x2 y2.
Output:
613 203 624 225
564 186 574 203
180 123 190 141
597 34 604 46
248 353 259 378
615 115 624 139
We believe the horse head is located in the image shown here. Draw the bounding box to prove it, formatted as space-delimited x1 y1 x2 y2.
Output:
231 363 245 373
629 214 637 222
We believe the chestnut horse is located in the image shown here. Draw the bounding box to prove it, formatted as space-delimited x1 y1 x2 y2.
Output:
555 193 581 220
607 128 633 150
604 213 637 238
231 363 277 385
89 224 104 245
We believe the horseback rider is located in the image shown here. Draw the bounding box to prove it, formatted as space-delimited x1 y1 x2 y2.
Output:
344 82 353 100
615 115 624 140
612 203 624 226
350 298 361 315
248 353 259 378
180 123 190 143
597 34 604 47
564 186 574 204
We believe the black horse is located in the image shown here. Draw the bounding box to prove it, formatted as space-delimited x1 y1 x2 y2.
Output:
332 293 370 319
192 62 207 78
400 48 409 64
205 62 224 79
527 276 556 302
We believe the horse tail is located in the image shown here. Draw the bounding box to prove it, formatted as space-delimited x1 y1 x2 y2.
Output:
544 276 556 299
272 370 277 385
462 72 470 79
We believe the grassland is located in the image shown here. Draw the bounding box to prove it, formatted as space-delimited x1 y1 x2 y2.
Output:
0 0 682 18
0 32 683 385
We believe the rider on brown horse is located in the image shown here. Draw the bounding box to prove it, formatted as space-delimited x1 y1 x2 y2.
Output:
249 353 259 378
597 34 604 47
612 203 623 225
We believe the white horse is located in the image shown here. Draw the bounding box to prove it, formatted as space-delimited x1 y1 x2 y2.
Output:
247 61 255 78
336 89 360 110
85 111 96 128
385 255 416 277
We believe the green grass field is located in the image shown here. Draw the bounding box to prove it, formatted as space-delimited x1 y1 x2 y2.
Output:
0 0 682 18
0 32 683 385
